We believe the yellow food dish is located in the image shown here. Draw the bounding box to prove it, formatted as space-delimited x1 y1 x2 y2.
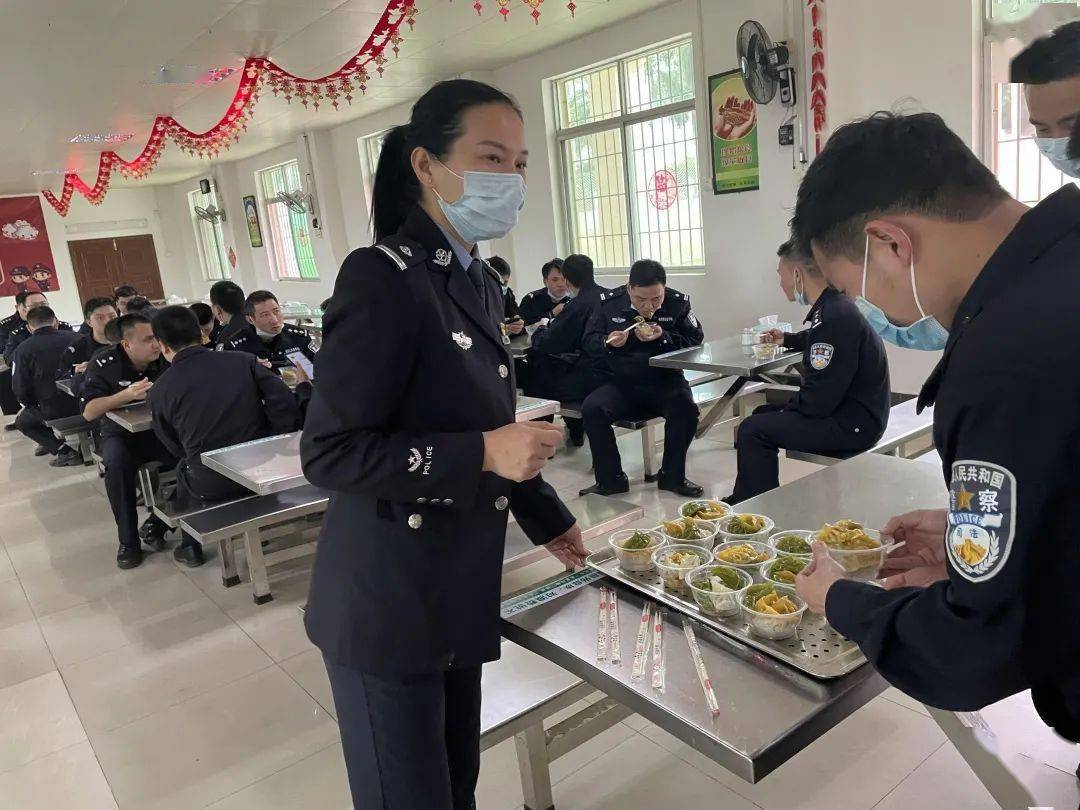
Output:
682 500 730 521
753 591 799 615
955 538 987 565
817 519 880 550
715 543 769 565
725 514 767 535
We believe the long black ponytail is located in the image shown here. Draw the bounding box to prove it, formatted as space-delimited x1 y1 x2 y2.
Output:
370 79 522 241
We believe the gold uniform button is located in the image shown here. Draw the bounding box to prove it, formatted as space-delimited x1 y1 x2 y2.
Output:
498 365 509 379
495 496 509 511
408 514 423 529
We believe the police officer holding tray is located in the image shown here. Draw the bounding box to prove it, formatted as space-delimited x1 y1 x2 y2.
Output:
300 80 586 809
792 112 1080 744
726 240 889 502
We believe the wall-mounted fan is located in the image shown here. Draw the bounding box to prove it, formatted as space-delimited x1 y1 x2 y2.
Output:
736 20 797 107
275 190 308 214
194 204 226 224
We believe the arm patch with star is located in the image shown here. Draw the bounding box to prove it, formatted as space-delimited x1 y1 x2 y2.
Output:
947 460 1016 582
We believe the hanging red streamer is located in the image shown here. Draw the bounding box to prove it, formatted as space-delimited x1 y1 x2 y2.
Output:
43 0 418 216
807 0 826 155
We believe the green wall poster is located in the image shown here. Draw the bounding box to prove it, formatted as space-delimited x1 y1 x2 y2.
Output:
708 69 760 194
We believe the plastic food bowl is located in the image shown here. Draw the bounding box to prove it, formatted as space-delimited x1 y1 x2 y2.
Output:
716 513 775 544
658 517 720 551
679 499 732 522
761 555 808 586
652 544 712 595
608 529 665 573
712 540 775 574
741 584 807 640
814 526 890 581
768 529 814 559
686 564 752 616
753 342 780 361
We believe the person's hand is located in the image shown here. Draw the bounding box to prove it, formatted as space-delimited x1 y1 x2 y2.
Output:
796 541 846 614
637 324 663 342
551 303 566 317
257 358 273 369
291 364 311 384
507 319 525 336
73 361 89 374
878 508 950 589
762 329 785 345
482 421 564 482
606 330 629 348
544 523 588 569
124 378 152 402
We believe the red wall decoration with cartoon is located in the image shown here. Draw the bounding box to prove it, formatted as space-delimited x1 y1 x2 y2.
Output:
0 196 59 299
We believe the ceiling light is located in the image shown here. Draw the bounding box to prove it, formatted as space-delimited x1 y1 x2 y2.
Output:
198 67 237 85
69 133 134 144
31 169 70 176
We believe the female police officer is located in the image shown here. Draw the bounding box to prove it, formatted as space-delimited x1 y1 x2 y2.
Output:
300 80 587 809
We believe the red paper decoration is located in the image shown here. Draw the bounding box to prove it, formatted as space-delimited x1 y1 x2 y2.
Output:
43 0 416 215
807 0 827 155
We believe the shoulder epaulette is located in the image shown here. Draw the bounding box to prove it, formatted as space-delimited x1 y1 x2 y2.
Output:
372 236 427 271
93 351 116 368
480 260 501 285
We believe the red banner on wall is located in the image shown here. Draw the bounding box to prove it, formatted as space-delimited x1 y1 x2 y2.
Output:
0 196 59 300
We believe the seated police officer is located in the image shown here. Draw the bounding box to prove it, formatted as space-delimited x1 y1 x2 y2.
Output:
149 306 302 567
62 297 118 382
4 291 72 365
725 240 890 502
189 302 219 346
124 296 157 318
113 285 138 315
208 280 249 348
1 292 32 419
219 290 315 365
11 306 83 466
580 259 705 497
517 258 570 326
488 256 524 334
81 313 175 569
791 112 1080 744
524 253 607 446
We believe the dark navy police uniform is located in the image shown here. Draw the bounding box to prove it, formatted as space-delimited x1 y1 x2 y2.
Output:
11 326 82 454
81 346 174 552
212 313 252 351
0 311 21 415
524 281 609 405
4 319 72 365
581 287 704 487
731 287 890 501
826 186 1080 742
149 347 301 505
517 287 570 326
300 206 574 810
218 322 315 366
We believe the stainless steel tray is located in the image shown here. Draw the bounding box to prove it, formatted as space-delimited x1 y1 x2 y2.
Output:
586 547 866 679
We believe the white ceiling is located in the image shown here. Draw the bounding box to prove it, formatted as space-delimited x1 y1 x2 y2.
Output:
2 0 669 196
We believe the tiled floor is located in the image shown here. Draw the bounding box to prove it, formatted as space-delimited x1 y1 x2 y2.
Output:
0 417 1076 809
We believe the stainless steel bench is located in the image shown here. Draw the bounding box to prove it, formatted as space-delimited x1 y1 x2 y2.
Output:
786 400 935 466
179 483 329 604
44 414 94 464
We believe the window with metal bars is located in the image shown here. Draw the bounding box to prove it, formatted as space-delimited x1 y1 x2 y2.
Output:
553 38 704 274
187 189 230 280
991 80 1077 204
257 160 319 280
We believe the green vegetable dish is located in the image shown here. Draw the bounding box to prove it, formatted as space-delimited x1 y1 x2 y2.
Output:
767 556 807 584
693 566 742 591
726 514 767 535
621 531 654 551
774 534 812 555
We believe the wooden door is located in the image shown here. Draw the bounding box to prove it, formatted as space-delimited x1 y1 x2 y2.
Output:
68 234 164 303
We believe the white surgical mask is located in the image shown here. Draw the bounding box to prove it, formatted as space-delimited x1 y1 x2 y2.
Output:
433 160 526 245
255 327 277 340
1035 136 1080 179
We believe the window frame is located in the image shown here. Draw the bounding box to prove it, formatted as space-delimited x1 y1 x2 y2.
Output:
358 128 393 217
186 187 230 281
256 159 320 282
551 37 705 275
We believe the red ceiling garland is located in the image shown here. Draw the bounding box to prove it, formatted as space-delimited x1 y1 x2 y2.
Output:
808 0 827 155
465 0 576 23
43 0 418 216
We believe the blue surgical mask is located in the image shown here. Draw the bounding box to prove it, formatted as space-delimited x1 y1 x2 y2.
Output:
793 271 809 306
1035 136 1080 179
854 235 949 351
433 161 526 245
